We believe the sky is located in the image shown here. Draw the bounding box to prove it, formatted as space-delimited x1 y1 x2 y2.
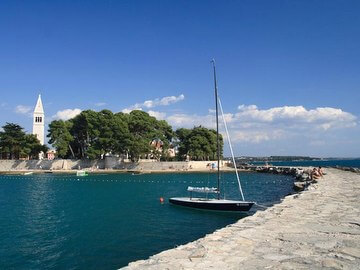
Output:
0 0 359 157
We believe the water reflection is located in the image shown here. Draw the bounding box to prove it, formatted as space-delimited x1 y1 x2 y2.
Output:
21 176 64 268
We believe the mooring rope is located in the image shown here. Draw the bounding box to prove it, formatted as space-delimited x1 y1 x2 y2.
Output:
254 203 269 209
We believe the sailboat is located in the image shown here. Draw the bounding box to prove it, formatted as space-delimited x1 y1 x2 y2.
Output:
169 60 255 212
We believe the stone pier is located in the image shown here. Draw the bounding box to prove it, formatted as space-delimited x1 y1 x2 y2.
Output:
122 168 360 269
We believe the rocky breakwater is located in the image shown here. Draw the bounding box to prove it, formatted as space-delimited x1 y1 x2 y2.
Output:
122 168 360 269
334 166 360 174
243 165 313 192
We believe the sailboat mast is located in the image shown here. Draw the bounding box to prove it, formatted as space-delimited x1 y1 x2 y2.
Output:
211 59 220 200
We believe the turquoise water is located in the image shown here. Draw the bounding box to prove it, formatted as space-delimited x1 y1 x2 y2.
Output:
0 172 294 269
251 158 360 168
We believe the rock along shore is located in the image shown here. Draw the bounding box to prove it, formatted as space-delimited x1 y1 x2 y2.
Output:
122 168 360 270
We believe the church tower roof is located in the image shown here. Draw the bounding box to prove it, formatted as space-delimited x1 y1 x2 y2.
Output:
34 94 44 114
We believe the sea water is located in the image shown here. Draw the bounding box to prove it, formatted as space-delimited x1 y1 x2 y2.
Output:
0 172 294 269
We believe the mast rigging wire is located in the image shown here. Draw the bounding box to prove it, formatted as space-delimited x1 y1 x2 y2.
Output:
218 97 245 201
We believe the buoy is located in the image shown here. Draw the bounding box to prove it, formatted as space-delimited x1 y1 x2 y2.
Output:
160 197 164 203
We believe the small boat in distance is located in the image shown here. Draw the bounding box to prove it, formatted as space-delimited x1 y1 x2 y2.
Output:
23 172 33 175
169 60 255 212
76 170 88 177
130 171 144 175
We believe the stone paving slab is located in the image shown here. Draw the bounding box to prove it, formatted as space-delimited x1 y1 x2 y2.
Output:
122 168 360 269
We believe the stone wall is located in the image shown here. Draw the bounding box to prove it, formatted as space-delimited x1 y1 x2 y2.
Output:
0 159 104 171
0 158 226 172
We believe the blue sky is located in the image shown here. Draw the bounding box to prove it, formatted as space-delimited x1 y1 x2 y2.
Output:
0 0 359 157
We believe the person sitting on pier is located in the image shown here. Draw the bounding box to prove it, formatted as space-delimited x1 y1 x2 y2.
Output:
311 167 321 180
318 166 324 177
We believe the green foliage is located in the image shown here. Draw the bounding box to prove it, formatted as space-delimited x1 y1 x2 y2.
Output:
46 109 222 161
155 120 174 160
48 120 74 158
1 112 223 162
126 110 175 161
47 109 174 160
175 126 223 161
0 123 46 159
22 134 49 159
67 110 132 159
175 128 192 159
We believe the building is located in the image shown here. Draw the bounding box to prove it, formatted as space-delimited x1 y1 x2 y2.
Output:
46 149 56 160
32 94 45 145
149 139 176 160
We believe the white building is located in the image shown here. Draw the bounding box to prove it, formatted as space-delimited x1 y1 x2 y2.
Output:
32 94 45 145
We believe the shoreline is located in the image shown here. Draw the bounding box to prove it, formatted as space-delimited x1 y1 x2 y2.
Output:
0 163 313 175
122 168 360 269
0 167 241 175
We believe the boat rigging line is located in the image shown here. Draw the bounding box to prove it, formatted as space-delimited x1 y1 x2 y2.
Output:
218 97 245 201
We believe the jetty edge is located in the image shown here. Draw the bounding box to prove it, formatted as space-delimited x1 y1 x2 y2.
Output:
121 168 360 269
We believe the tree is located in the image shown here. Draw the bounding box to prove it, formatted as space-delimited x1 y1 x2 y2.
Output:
70 110 97 158
126 110 174 161
71 110 131 159
156 120 174 160
175 128 192 160
0 123 27 159
48 120 74 158
46 109 223 162
175 126 223 161
0 122 46 159
96 110 131 158
22 134 48 159
48 110 132 159
113 112 132 155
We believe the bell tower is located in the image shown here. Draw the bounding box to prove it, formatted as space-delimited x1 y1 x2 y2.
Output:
32 94 45 145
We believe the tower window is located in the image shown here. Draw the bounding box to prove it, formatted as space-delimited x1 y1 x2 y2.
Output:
35 116 42 123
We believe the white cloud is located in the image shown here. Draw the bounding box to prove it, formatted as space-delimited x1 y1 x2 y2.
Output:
157 94 185 106
162 104 357 147
166 104 357 130
122 103 357 152
122 102 359 156
148 110 167 120
235 105 356 127
53 108 82 120
95 102 106 107
123 104 356 135
232 130 284 143
121 108 134 114
124 94 185 111
15 105 32 115
167 113 215 128
238 104 258 111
